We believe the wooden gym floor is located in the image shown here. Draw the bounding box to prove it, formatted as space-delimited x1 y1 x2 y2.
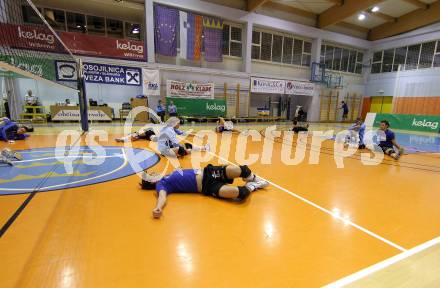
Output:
0 123 439 287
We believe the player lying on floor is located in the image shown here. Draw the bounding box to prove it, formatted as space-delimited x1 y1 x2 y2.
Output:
345 117 366 149
141 164 269 218
157 117 209 157
115 127 157 143
215 117 240 133
377 120 404 160
291 120 309 133
0 118 33 142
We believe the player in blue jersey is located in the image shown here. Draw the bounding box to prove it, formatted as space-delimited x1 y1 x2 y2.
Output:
141 164 269 218
378 120 404 160
345 118 366 149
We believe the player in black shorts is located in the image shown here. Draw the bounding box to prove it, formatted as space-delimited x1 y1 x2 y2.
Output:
141 164 269 218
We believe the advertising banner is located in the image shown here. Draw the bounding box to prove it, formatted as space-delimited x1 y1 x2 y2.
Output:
0 23 145 61
167 80 214 99
0 55 55 80
142 69 160 96
55 61 142 86
285 80 315 96
52 109 112 121
167 97 226 116
250 77 286 94
369 113 440 133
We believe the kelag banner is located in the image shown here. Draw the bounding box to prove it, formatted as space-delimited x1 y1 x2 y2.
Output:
0 55 55 80
55 61 141 86
167 97 226 117
0 23 145 61
167 80 214 99
370 113 440 133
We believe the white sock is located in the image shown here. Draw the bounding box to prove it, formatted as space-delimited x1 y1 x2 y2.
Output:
244 173 256 182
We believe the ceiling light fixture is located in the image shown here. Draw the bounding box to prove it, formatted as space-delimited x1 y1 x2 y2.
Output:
358 13 366 21
371 6 380 12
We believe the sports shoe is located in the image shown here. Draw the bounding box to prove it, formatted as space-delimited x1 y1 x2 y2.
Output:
1 148 23 161
243 173 265 183
245 180 269 191
0 155 13 166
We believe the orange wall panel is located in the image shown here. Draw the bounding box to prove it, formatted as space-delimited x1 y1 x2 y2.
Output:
393 97 440 116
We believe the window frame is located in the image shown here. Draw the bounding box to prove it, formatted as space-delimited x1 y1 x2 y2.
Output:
222 22 243 59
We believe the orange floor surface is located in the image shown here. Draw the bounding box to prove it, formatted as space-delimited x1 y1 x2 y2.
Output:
0 126 439 288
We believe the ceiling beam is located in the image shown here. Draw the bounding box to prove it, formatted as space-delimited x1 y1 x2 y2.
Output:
401 0 428 9
366 11 396 22
326 0 343 5
262 2 369 34
369 0 440 40
337 22 370 33
263 1 316 19
247 0 269 11
318 0 385 28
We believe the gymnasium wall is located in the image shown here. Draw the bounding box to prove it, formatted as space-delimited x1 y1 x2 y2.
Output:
366 68 440 116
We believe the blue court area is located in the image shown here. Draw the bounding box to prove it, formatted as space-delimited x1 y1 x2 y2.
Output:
394 132 440 154
0 146 159 195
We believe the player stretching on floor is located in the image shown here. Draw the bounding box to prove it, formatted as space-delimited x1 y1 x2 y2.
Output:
215 117 238 133
157 117 208 157
141 164 269 218
378 120 404 160
346 117 366 149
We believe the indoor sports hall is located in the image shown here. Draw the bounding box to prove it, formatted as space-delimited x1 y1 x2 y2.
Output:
0 0 439 287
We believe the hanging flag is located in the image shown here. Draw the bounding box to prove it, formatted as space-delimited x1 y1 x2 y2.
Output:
179 12 203 61
187 13 203 61
203 16 223 62
179 11 188 59
154 5 179 57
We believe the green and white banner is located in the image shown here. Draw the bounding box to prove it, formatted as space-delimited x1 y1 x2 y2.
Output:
0 55 55 80
366 113 440 133
167 97 226 117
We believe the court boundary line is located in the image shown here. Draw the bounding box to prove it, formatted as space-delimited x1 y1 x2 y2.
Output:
185 137 407 252
323 235 440 287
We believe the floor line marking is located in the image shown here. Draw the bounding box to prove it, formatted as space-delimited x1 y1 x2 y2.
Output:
323 235 440 287
185 137 407 252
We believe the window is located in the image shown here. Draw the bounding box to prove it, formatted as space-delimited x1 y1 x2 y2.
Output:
251 31 261 60
67 12 86 33
106 18 123 38
355 52 363 74
282 37 293 64
419 41 436 69
325 45 334 70
22 5 43 25
125 22 141 40
222 24 242 57
341 49 349 72
44 8 66 31
292 39 303 65
88 15 106 35
333 47 342 71
434 41 440 67
260 32 272 61
405 44 421 70
302 41 311 67
393 47 406 71
348 50 357 73
382 49 394 73
320 46 325 64
272 34 283 63
371 51 382 74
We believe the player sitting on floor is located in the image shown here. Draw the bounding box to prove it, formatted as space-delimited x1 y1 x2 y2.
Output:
0 118 33 142
215 117 237 133
292 120 309 133
345 117 366 149
141 164 269 218
115 127 157 143
377 120 404 160
157 117 208 157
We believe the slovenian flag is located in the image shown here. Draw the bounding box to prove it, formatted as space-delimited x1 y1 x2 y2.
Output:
179 11 202 61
